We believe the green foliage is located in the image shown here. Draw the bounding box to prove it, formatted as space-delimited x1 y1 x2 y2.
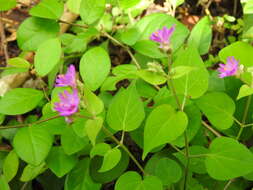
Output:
0 0 16 11
13 126 53 165
188 16 212 55
85 117 103 146
3 151 19 182
172 46 209 99
46 147 78 177
106 82 145 131
65 158 101 190
35 38 62 76
0 88 43 115
80 47 111 91
29 0 64 20
99 147 121 172
80 0 106 25
237 84 253 100
195 92 235 130
115 171 163 190
17 17 60 51
118 0 141 10
205 137 253 180
5 1 253 189
143 104 188 159
154 158 182 186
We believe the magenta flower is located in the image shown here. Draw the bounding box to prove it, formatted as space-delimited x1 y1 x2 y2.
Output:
218 56 239 78
54 89 79 116
55 64 76 88
150 25 175 50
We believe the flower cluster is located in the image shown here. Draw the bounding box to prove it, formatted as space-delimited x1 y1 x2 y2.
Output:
218 56 239 78
150 25 175 51
54 65 79 120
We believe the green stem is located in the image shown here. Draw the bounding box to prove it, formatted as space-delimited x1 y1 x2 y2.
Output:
202 121 222 137
189 154 208 158
183 132 189 190
170 144 185 156
0 115 61 130
167 55 189 190
101 32 141 69
236 95 252 140
242 123 253 127
102 126 146 175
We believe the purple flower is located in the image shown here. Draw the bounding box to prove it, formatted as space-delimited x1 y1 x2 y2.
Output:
150 25 175 50
54 89 79 116
55 64 76 88
218 56 239 78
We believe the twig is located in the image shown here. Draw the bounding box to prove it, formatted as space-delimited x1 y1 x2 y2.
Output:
21 182 29 190
224 179 234 190
202 121 222 137
102 126 146 175
101 31 141 69
0 12 9 65
58 19 88 29
0 115 61 130
233 0 238 16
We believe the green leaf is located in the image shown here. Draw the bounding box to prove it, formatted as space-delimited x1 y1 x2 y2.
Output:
61 126 89 155
0 175 10 190
35 38 62 76
188 16 212 55
0 0 16 11
172 104 201 147
80 47 111 91
3 151 19 182
237 84 253 100
137 70 167 85
170 66 195 79
132 40 167 58
13 126 53 165
65 158 101 190
143 104 188 159
7 57 30 68
80 0 106 25
118 0 141 9
115 171 163 190
107 82 145 131
46 147 78 178
99 147 121 172
83 86 104 116
155 158 182 186
67 0 82 14
195 92 235 130
85 117 103 146
205 137 253 180
172 46 209 99
219 41 253 67
90 143 111 158
20 162 46 182
119 28 140 46
133 13 189 51
244 0 253 14
0 88 43 115
112 64 138 77
17 17 60 51
90 148 129 183
29 0 64 20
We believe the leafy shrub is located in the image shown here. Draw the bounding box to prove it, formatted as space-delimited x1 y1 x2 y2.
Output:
1 0 253 189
